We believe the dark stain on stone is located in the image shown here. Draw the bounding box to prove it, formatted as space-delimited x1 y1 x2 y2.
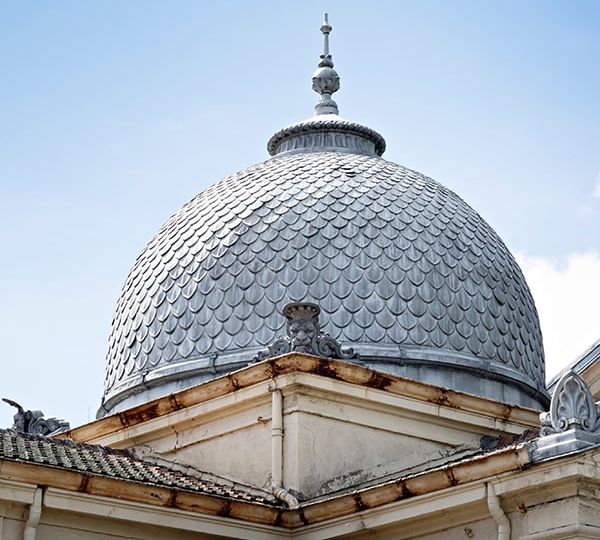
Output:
314 359 340 380
274 510 283 527
166 394 182 412
77 474 90 492
353 493 368 512
366 371 393 390
268 360 281 378
217 500 232 517
444 467 458 486
480 435 501 451
395 480 413 500
227 374 241 391
298 508 309 525
166 490 177 507
428 388 458 409
494 403 513 421
118 402 162 426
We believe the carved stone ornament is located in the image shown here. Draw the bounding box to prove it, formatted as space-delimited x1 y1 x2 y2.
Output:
532 371 600 461
539 370 600 436
254 302 359 361
2 398 70 436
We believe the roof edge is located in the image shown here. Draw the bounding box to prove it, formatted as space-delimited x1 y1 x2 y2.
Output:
0 459 281 525
65 354 541 444
0 441 530 530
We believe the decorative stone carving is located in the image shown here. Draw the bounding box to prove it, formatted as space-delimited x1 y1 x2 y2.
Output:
532 371 600 461
540 370 600 436
2 398 70 436
254 302 359 361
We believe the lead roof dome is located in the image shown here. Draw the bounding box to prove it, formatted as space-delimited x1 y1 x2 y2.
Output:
100 17 547 416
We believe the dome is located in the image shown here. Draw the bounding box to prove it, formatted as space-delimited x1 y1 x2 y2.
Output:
100 18 547 416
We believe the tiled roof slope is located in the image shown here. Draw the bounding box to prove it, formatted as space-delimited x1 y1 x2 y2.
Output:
104 151 544 410
0 429 277 506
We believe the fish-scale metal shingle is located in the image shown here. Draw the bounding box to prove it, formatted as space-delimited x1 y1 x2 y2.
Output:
103 151 546 413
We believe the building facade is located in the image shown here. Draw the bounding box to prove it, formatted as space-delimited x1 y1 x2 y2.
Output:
1 15 600 540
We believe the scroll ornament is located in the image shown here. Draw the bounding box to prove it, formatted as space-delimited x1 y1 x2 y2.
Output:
2 398 70 436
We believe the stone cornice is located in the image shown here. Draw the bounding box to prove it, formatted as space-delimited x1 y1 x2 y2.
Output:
62 354 540 444
2 446 599 535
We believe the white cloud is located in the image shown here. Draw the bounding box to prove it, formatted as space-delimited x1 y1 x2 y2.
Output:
516 251 600 381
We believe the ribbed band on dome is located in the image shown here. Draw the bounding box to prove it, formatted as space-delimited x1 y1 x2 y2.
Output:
267 117 386 157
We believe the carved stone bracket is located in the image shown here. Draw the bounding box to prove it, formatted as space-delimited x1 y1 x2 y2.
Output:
531 371 600 461
2 398 70 436
254 302 359 362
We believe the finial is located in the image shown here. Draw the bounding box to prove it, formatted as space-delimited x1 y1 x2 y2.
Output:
312 13 340 115
320 13 332 62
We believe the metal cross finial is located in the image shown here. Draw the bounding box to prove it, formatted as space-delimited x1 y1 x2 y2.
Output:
312 13 340 115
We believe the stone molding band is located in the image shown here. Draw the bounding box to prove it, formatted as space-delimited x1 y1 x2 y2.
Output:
267 118 386 157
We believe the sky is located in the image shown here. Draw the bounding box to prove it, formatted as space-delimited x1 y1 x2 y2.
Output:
1 1 599 429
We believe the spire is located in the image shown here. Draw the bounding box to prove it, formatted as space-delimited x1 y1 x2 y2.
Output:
312 13 340 115
267 13 386 157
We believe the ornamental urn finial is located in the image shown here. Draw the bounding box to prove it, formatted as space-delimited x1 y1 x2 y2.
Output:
312 13 340 115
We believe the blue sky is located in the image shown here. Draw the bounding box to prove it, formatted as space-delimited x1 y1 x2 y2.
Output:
1 1 599 428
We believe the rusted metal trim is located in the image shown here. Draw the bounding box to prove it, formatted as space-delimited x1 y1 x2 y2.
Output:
1 444 532 529
62 354 539 443
281 445 532 528
0 459 280 526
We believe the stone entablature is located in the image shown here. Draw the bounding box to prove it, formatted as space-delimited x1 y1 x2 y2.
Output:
67 354 540 445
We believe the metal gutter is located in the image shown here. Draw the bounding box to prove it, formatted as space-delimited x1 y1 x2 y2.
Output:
280 444 531 528
271 388 283 488
0 443 531 529
0 459 282 527
62 354 540 444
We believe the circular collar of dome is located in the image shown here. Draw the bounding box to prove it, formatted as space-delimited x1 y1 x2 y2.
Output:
267 115 386 157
